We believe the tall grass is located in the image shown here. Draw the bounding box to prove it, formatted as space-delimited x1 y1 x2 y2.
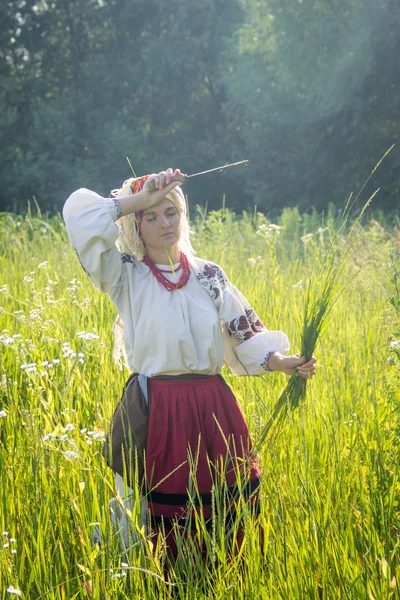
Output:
0 204 399 599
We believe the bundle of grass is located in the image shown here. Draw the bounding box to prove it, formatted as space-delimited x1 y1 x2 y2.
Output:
253 146 394 456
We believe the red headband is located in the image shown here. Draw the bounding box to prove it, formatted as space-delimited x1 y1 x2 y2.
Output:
130 175 150 229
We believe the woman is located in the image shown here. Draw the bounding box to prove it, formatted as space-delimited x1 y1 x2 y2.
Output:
63 168 316 557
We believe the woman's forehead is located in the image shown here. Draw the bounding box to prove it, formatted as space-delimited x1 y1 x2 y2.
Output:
142 198 176 215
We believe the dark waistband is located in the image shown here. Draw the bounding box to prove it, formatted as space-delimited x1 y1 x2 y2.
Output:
151 373 215 381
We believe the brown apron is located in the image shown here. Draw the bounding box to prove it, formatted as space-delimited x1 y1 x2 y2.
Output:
103 372 213 489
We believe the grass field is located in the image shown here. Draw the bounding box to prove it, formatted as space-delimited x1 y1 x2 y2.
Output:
0 203 399 599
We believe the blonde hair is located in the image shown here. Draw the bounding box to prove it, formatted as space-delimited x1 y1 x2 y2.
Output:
111 177 194 261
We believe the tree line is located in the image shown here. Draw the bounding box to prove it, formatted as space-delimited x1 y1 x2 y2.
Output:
1 0 398 215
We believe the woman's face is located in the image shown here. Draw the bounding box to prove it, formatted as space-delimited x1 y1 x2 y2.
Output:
139 198 182 254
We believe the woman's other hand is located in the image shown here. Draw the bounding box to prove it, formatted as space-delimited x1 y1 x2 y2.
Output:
268 353 317 379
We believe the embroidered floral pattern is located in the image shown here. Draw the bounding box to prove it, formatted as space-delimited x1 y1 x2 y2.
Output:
226 309 265 343
73 247 91 278
121 253 135 265
260 350 276 372
113 198 123 220
196 263 228 299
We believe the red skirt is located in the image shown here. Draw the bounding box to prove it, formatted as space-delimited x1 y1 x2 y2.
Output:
145 375 260 557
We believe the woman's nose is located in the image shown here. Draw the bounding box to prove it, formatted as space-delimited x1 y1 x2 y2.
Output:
161 216 171 227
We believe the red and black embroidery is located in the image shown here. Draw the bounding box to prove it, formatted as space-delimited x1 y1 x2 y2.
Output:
226 309 265 343
196 263 228 299
260 351 276 371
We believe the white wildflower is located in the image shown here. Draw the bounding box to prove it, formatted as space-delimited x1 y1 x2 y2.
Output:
92 431 105 441
2 531 9 536
53 359 60 364
3 338 15 346
42 433 54 442
121 562 129 568
77 332 100 340
11 549 16 555
12 334 22 338
387 356 395 365
248 256 262 265
292 280 303 289
301 233 313 245
80 428 88 434
390 340 400 349
4 543 9 548
111 571 127 580
41 361 49 367
0 284 8 293
6 586 22 596
63 450 80 460
10 538 16 543
38 261 48 268
64 423 74 432
0 410 7 418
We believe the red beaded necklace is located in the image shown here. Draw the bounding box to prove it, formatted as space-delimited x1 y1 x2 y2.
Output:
142 252 191 291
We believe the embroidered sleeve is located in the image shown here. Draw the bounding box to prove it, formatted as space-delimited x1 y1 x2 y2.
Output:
63 188 132 293
197 261 289 376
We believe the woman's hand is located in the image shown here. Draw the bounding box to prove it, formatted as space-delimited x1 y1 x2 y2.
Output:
118 168 184 217
268 353 317 379
141 168 184 206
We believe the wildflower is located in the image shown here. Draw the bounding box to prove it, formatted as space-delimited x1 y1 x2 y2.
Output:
2 338 15 346
4 543 9 548
64 423 74 432
42 433 54 442
63 450 80 460
248 256 262 265
292 280 303 289
121 562 129 568
111 571 127 580
301 233 313 245
38 261 48 268
80 428 88 434
11 549 16 555
0 284 7 293
2 532 9 536
390 340 400 349
10 538 16 543
77 331 100 340
6 586 22 596
53 359 60 364
256 223 282 239
387 356 395 365
0 410 7 418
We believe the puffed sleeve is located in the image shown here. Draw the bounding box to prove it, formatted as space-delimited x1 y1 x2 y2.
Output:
196 262 290 376
62 188 124 293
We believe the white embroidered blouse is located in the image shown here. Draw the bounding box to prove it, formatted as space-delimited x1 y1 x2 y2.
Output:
63 188 290 377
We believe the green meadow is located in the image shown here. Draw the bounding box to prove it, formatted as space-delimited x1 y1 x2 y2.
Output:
0 204 399 599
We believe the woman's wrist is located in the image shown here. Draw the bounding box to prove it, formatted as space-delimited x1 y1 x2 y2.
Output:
267 352 284 372
117 190 149 217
